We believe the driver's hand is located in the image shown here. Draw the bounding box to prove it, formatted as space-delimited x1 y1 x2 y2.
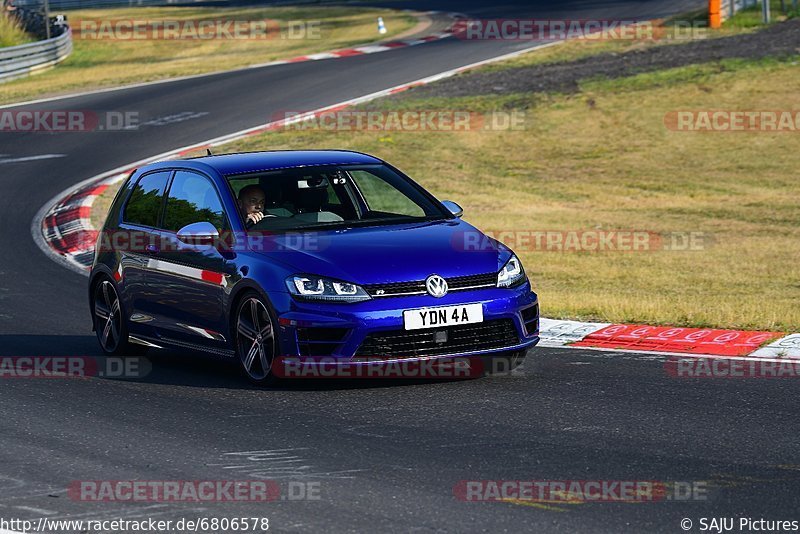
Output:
246 212 265 226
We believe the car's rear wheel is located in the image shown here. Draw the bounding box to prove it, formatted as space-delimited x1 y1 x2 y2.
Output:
92 277 146 356
482 350 527 375
234 292 277 386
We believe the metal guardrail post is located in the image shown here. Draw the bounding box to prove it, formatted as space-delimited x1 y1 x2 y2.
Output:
44 0 51 39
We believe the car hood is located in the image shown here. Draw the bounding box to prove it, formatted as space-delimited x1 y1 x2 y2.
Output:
250 219 512 285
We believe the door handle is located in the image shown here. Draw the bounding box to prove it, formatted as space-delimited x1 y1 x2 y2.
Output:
146 244 160 254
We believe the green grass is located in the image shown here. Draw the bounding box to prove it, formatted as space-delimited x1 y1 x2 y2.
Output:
580 55 799 92
0 5 415 104
724 0 799 28
0 13 33 48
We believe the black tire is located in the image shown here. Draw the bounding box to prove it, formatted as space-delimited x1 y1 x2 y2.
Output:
91 276 148 356
481 350 527 376
233 291 278 386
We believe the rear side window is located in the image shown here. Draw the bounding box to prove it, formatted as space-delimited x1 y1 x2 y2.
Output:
123 171 170 228
163 170 227 232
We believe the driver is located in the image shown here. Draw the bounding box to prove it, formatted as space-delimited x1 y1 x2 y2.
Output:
238 185 271 227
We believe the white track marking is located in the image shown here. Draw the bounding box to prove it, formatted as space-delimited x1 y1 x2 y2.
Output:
11 506 56 515
540 344 798 364
749 334 800 358
0 154 66 165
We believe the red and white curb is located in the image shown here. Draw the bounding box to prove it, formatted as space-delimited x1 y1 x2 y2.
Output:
38 176 117 271
539 319 800 359
259 11 467 66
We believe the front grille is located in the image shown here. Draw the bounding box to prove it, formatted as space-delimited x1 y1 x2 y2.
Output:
363 280 425 297
354 319 520 359
364 272 497 298
448 273 497 290
297 327 349 357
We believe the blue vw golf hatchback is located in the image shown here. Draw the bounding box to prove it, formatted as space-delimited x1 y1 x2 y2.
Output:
89 150 539 384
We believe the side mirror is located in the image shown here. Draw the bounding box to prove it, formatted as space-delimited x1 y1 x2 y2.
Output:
441 200 463 218
177 222 219 246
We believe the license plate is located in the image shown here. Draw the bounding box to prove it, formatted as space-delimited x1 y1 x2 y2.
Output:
403 303 483 331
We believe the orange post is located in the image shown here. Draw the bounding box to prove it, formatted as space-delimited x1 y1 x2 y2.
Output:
709 0 723 28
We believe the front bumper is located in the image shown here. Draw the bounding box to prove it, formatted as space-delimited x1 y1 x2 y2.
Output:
270 281 540 360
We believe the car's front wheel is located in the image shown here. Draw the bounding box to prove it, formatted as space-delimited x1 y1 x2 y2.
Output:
234 292 278 386
92 277 146 356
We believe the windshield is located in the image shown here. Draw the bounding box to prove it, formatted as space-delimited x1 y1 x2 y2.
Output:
227 164 448 232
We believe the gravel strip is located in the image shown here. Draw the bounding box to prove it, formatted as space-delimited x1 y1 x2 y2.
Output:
398 19 800 98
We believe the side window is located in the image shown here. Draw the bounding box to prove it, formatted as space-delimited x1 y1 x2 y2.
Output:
123 171 170 228
163 171 227 232
350 170 425 217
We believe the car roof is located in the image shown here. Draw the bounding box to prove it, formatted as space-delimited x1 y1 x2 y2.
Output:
176 150 384 176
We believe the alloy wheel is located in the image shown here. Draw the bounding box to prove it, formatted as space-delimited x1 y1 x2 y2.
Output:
94 280 122 353
236 297 275 381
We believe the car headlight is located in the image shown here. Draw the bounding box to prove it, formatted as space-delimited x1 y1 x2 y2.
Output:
497 255 526 288
286 275 371 303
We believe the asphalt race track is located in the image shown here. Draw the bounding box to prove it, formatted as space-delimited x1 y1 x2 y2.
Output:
3 0 799 531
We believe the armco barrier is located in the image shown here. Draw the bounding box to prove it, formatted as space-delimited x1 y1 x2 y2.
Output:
0 27 72 83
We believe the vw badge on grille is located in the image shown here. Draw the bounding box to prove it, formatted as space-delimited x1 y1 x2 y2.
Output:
425 274 448 298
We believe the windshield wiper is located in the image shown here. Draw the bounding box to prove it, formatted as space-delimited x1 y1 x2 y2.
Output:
343 216 445 228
